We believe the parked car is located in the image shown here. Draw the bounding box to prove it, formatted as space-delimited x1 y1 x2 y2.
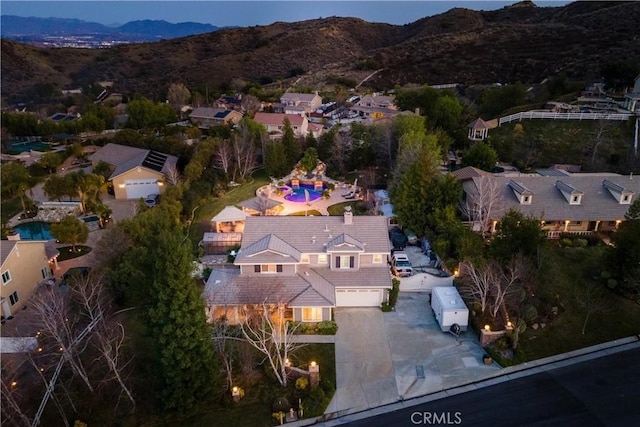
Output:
145 193 160 207
390 252 412 277
389 227 408 250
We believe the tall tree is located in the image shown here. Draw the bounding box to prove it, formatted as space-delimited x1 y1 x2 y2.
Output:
281 118 300 170
462 142 498 172
489 210 545 262
147 230 218 413
51 215 89 253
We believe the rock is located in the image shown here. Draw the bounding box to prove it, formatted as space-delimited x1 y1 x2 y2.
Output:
532 323 539 330
551 306 558 315
541 323 546 328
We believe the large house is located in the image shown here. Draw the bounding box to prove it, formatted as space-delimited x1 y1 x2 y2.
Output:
88 143 178 200
357 94 397 110
1 239 57 319
278 92 323 115
253 112 323 139
204 209 392 324
454 167 639 237
189 107 243 128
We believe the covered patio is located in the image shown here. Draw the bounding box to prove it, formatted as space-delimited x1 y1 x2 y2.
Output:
211 205 248 233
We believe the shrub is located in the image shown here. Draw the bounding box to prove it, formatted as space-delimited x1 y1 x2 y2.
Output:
296 377 309 391
273 396 290 412
315 320 338 335
523 305 538 324
388 278 400 307
560 238 572 247
321 190 331 199
574 238 588 248
607 279 618 289
381 302 392 312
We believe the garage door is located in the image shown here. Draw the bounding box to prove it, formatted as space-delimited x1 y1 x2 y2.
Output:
124 179 159 199
335 289 383 307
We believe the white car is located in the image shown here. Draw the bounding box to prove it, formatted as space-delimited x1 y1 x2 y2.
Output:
145 193 159 207
391 252 413 277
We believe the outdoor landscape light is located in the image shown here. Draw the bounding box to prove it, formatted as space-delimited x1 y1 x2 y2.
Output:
507 321 512 328
11 381 17 387
310 361 317 367
484 325 491 331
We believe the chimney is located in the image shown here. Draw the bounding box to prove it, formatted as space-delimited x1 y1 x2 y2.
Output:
344 206 353 225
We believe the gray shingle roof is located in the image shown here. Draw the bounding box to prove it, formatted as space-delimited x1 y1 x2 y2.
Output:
88 143 178 179
239 234 302 262
468 174 639 221
326 233 365 252
235 216 390 264
1 240 17 266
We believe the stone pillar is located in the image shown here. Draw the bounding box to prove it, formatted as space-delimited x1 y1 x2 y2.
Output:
309 361 320 388
564 220 570 232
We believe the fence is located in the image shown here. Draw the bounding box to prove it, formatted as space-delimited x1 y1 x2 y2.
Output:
498 111 632 126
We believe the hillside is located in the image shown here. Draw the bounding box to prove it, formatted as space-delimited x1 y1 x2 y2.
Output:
2 1 640 102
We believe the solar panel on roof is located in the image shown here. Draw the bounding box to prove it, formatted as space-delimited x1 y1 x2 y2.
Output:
142 151 168 172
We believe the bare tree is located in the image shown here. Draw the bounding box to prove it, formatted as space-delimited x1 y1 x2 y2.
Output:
211 315 238 390
214 139 234 181
575 283 609 335
232 131 259 181
167 83 191 117
0 375 32 427
459 176 504 237
239 301 303 387
240 94 262 115
163 164 183 187
29 285 94 392
458 261 497 316
333 130 353 175
490 254 529 319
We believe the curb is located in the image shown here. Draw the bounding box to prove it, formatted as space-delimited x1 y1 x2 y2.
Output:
290 334 640 426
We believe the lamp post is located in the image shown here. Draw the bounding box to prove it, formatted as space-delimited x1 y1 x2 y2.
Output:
309 361 320 388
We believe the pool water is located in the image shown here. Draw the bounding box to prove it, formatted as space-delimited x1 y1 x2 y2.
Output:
284 183 326 203
12 221 54 240
9 141 51 152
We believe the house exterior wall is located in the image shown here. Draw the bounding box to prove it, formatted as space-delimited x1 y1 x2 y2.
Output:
239 263 297 275
112 168 165 200
1 242 50 316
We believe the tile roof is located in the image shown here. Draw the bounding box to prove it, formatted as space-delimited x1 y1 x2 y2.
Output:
189 107 226 119
1 240 17 266
281 92 319 103
451 166 492 181
253 112 305 127
468 118 490 129
211 205 247 223
235 216 390 264
326 233 365 252
239 234 302 262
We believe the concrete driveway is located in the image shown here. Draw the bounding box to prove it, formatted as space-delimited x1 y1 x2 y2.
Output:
327 292 500 417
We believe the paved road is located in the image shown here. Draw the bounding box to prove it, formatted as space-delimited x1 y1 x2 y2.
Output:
339 346 640 427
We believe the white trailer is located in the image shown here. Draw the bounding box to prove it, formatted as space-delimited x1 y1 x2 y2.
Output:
431 286 469 332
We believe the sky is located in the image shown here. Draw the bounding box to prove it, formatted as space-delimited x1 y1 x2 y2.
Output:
0 0 573 27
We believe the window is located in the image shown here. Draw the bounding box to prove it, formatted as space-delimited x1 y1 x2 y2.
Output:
571 221 582 226
373 254 383 264
9 291 18 306
572 196 579 203
523 196 530 203
41 268 50 279
2 271 11 285
623 195 630 202
257 264 283 273
301 254 309 263
302 307 322 322
318 254 328 264
336 256 354 269
608 221 616 226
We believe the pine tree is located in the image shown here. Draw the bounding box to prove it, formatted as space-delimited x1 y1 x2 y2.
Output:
281 118 301 170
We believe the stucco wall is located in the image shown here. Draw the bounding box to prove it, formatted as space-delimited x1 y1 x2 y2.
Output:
1 241 50 316
112 167 164 200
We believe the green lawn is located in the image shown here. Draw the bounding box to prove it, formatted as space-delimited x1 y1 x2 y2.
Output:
56 245 92 261
187 170 270 250
326 201 369 216
512 245 640 362
289 209 322 216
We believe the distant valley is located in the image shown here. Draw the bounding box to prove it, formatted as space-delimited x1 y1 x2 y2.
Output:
0 15 221 47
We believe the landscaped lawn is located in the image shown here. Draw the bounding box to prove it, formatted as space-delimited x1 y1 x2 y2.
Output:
56 245 92 261
289 209 322 216
498 245 640 363
164 343 336 427
326 201 369 216
187 170 270 250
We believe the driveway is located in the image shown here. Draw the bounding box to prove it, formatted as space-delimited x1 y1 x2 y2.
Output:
327 292 500 417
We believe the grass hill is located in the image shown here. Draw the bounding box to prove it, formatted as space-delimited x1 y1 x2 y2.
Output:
2 1 640 102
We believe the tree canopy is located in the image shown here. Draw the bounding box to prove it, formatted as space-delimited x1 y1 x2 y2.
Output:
51 215 89 252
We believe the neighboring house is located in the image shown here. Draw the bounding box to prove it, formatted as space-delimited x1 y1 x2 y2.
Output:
253 112 310 138
1 239 58 319
189 107 243 128
215 94 243 111
357 94 397 110
349 105 405 121
278 92 322 115
454 167 640 238
204 209 392 324
87 143 178 200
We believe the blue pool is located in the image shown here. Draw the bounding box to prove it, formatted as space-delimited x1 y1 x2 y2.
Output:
284 183 326 203
12 222 54 240
9 141 51 152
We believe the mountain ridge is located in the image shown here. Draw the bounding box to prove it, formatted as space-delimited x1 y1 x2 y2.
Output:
2 1 639 102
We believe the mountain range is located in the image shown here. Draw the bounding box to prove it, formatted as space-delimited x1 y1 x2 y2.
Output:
2 1 640 103
0 15 219 42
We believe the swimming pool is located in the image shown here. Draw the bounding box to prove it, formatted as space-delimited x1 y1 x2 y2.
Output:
284 183 326 203
12 221 54 240
9 141 51 153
